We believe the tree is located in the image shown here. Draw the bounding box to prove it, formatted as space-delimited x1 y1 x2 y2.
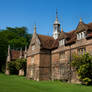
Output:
0 32 8 72
8 59 26 75
1 27 32 49
0 27 32 73
72 53 92 85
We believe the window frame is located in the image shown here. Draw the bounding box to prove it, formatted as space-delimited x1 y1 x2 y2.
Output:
77 31 85 40
59 39 65 46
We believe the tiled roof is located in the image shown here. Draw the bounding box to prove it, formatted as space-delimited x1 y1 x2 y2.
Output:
59 22 92 45
86 32 92 38
87 23 92 30
38 34 58 49
10 50 24 60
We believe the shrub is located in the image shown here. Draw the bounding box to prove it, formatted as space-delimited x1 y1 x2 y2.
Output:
72 53 92 85
8 59 26 75
83 78 92 85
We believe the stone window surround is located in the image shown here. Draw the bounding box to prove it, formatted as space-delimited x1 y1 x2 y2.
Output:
77 31 86 40
59 39 65 46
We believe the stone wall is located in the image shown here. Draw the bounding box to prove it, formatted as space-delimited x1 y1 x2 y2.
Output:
51 38 92 83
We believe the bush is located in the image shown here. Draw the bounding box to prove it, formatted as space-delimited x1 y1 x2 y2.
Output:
8 61 18 74
83 78 92 85
8 59 26 75
72 53 92 85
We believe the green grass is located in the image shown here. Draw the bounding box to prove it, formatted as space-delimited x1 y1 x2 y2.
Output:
0 74 92 92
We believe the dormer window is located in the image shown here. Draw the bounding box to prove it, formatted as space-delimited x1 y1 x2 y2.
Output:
77 32 85 40
32 45 35 50
59 39 65 46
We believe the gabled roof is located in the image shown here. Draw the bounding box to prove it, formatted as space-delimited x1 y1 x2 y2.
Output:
58 22 92 45
76 22 92 33
58 31 68 40
38 34 58 49
76 21 88 33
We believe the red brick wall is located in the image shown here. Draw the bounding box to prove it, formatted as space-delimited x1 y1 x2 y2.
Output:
39 53 51 80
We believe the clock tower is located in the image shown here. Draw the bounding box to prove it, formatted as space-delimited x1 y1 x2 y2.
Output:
53 10 60 39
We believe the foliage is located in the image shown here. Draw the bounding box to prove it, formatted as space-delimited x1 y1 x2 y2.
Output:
1 27 32 49
72 53 92 85
0 27 32 72
83 77 92 85
0 32 8 72
8 59 26 75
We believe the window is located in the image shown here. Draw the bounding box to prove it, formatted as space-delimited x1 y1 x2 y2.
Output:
77 32 85 40
82 32 85 38
55 26 57 31
78 47 86 55
32 45 35 50
60 51 65 60
59 39 65 46
31 56 34 64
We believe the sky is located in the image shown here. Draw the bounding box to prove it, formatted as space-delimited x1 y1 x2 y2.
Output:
0 0 92 35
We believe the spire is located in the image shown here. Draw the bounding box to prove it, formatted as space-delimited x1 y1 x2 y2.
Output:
56 8 58 21
61 27 63 32
24 46 27 58
8 45 10 56
7 45 11 62
54 9 60 24
20 48 22 59
5 45 11 75
34 24 36 33
80 17 82 22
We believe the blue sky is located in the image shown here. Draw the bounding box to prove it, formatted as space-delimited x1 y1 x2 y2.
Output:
0 0 92 35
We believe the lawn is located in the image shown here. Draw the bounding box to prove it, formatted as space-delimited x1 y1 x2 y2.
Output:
0 74 92 92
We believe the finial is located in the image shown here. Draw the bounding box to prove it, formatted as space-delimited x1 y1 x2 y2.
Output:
8 45 10 56
56 8 58 21
20 48 22 59
80 17 82 22
24 46 27 58
34 24 36 33
61 27 63 32
8 45 10 49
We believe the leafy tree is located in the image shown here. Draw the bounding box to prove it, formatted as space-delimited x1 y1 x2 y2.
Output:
0 32 8 72
0 27 32 72
72 53 92 85
8 59 26 75
1 27 32 49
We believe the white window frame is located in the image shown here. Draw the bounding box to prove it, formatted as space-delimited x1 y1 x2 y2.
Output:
77 32 85 40
59 39 65 46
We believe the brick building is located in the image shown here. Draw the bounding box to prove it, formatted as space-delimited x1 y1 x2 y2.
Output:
5 46 27 75
27 13 92 83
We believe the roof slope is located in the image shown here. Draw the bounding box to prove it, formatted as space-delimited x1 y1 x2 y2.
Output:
10 50 24 60
38 34 58 49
